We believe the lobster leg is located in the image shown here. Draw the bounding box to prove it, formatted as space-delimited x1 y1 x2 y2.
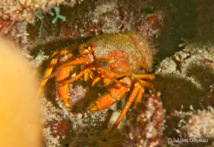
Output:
38 51 93 107
132 74 154 89
58 66 95 86
51 42 80 58
109 82 141 132
97 68 129 87
56 66 71 107
90 77 131 111
139 80 154 89
91 77 101 86
134 88 144 106
55 66 95 107
132 74 154 80
37 51 74 97
44 55 94 80
37 58 59 97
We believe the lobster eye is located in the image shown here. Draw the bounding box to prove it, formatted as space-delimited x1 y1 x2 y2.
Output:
88 46 92 51
112 55 115 59
81 46 92 54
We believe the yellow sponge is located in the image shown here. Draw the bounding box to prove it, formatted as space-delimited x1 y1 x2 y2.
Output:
0 38 42 147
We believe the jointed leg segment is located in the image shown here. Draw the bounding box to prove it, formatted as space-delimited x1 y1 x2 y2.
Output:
37 58 59 97
109 82 142 132
90 73 154 132
37 45 82 108
58 66 95 86
90 77 131 111
132 74 154 80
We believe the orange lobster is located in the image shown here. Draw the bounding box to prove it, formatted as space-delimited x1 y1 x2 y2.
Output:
38 31 154 131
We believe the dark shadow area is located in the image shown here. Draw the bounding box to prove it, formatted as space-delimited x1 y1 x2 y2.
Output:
69 126 125 147
27 36 91 59
185 63 214 91
43 78 60 108
154 73 205 111
156 0 197 60
154 61 214 112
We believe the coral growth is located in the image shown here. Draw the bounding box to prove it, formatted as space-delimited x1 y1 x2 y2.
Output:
185 107 214 139
166 107 214 146
124 90 165 147
0 0 83 50
58 0 164 41
0 0 83 21
42 103 72 146
202 84 214 108
26 0 165 56
1 21 29 48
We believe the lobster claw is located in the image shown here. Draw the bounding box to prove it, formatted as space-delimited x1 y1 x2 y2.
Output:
90 77 131 110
